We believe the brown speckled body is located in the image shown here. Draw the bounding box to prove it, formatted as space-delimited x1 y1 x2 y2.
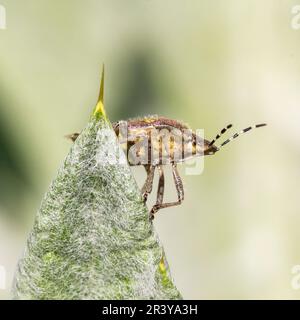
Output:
113 115 215 166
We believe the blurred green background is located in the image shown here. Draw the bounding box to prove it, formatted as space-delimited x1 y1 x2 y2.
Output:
0 0 300 299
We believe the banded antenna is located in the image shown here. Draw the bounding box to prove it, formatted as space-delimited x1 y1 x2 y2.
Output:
217 123 267 149
209 124 233 146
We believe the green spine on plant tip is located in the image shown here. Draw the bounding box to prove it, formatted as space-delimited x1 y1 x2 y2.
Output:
12 67 182 300
92 65 107 121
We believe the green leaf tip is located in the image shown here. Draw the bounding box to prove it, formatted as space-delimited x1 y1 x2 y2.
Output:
12 63 182 300
93 64 107 120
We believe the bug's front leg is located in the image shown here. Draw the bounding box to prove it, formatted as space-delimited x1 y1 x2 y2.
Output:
141 165 155 203
150 163 184 219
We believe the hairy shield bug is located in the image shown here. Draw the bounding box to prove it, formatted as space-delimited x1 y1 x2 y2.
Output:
68 116 266 219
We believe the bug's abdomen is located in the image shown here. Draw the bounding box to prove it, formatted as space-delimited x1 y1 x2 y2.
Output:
114 121 187 166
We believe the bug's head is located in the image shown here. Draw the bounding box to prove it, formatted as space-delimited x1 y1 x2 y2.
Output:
190 134 219 156
204 142 219 155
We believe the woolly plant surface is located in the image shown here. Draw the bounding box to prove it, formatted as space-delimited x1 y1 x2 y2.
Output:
12 70 182 300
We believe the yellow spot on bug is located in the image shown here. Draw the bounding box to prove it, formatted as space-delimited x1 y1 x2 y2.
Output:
93 64 107 120
145 118 155 123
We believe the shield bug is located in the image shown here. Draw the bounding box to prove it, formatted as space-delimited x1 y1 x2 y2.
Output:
68 116 266 219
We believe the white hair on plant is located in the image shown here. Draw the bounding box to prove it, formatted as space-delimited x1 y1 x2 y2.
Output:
12 66 181 299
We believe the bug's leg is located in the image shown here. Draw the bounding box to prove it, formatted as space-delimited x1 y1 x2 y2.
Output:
150 165 165 220
151 163 184 218
141 165 155 203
